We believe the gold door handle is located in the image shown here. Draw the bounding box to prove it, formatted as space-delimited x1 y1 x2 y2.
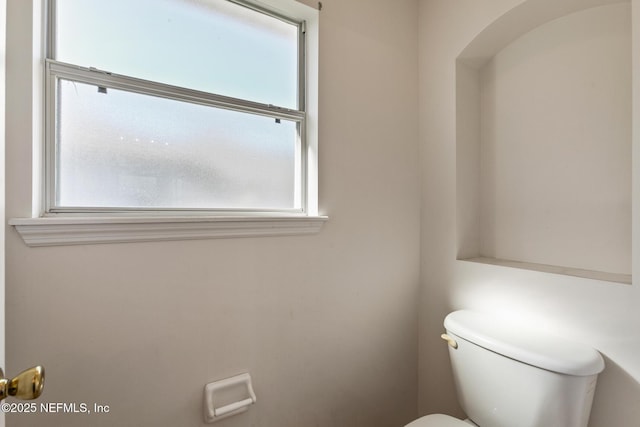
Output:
0 366 45 401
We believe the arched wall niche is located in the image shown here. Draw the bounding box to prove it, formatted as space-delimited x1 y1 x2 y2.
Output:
456 0 633 284
457 0 629 68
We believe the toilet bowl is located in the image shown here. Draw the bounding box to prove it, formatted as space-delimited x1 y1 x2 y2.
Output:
406 414 476 426
405 310 605 427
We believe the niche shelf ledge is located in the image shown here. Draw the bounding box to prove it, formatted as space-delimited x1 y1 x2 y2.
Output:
459 257 631 285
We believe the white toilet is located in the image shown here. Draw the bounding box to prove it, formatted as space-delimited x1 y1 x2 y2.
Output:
407 310 605 427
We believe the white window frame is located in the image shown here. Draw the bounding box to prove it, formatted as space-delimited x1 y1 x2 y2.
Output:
10 0 326 246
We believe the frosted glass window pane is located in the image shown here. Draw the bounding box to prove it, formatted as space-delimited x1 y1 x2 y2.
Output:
55 0 299 109
56 80 298 210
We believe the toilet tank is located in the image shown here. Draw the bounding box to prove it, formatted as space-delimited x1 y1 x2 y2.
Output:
443 311 604 427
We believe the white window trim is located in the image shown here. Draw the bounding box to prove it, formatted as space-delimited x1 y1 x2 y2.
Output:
10 0 325 247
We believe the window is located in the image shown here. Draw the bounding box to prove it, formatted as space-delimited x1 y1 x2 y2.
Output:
46 0 308 214
9 0 323 246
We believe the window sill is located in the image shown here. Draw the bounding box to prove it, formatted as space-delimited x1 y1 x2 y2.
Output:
9 215 329 247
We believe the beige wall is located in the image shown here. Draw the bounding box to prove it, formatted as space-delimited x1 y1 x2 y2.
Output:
5 1 420 426
7 0 640 426
418 1 640 426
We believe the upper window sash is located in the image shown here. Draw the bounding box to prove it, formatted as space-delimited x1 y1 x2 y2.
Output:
46 0 307 112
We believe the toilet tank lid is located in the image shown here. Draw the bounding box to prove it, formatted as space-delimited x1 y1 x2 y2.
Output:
444 310 605 376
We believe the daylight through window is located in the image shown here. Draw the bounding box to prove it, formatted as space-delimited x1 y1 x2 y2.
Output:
46 0 306 213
